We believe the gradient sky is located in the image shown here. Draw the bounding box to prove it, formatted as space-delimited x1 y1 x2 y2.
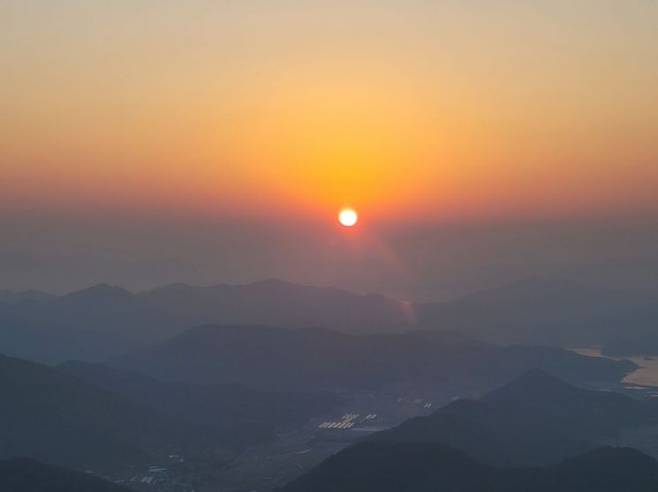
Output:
1 1 658 296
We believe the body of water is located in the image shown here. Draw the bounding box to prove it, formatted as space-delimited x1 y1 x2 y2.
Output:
572 347 658 388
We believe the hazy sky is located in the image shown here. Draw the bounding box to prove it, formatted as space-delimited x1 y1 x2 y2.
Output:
1 1 658 297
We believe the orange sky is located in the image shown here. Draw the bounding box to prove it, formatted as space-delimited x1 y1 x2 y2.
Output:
2 0 658 225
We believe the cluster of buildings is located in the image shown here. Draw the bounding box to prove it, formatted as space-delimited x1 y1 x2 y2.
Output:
120 458 194 492
317 412 378 430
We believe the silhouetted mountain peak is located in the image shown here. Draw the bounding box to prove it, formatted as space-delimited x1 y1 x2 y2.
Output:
62 283 133 302
248 278 299 289
484 368 580 403
149 282 192 292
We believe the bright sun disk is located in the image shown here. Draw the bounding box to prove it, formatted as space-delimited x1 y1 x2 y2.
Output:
338 208 358 227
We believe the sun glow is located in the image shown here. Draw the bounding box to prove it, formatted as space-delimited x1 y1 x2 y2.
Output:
338 208 358 227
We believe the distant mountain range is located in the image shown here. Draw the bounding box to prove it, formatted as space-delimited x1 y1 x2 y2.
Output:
0 289 55 305
0 458 130 492
415 276 658 347
111 324 635 392
1 277 656 364
0 352 335 473
0 280 413 363
280 371 658 491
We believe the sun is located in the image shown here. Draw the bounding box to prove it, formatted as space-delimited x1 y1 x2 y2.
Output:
338 208 358 227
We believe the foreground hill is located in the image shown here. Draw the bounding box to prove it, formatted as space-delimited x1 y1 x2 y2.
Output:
59 360 338 438
0 458 130 492
0 353 330 473
0 352 182 471
112 324 635 392
279 442 658 492
370 369 658 466
280 371 658 491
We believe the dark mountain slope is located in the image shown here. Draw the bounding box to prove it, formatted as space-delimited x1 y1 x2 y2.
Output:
280 441 495 492
369 369 658 466
0 458 130 492
483 368 654 429
59 360 337 438
279 442 658 492
0 353 231 472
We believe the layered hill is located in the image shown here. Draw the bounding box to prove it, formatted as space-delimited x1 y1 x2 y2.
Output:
416 277 658 347
1 277 656 363
0 280 412 363
112 324 635 392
